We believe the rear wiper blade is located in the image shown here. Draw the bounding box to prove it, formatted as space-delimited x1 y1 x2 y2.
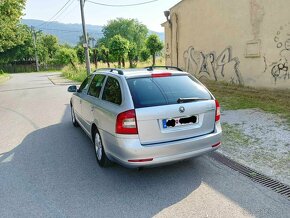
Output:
177 98 210 103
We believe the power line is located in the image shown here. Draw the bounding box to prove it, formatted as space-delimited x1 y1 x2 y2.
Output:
50 0 75 24
37 0 75 27
37 27 104 37
58 1 78 23
86 0 159 7
38 27 82 33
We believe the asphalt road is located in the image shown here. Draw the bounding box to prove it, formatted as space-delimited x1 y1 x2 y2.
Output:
0 73 289 218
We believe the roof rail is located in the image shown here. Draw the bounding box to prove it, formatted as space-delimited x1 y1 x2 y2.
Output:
145 66 183 72
95 68 124 75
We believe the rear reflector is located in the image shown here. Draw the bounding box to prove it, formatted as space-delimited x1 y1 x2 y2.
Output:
128 158 153 162
212 142 221 148
151 72 172 78
116 109 138 134
215 100 220 122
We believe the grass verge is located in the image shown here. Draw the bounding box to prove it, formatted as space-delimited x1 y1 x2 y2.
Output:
61 58 165 82
203 80 290 125
0 71 10 84
220 122 290 185
62 65 87 82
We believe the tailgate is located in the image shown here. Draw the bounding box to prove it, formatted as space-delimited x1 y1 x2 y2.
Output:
136 100 216 145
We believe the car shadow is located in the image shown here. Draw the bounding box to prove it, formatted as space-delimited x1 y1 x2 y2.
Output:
0 105 203 217
0 106 289 217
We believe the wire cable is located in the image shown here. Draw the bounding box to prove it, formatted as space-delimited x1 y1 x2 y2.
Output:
36 27 104 38
37 0 74 27
86 0 159 7
52 0 75 23
58 1 78 23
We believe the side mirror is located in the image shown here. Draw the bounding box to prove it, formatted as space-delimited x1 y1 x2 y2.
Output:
67 85 77 93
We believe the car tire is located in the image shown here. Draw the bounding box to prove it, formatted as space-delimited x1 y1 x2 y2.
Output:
93 129 111 167
71 106 79 127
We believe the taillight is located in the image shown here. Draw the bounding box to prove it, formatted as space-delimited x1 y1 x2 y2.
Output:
151 72 172 78
116 109 138 134
215 100 220 122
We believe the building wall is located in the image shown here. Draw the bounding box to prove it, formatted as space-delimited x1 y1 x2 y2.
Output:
163 0 290 88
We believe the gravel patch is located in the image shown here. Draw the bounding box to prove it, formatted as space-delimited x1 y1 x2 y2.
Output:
219 109 290 186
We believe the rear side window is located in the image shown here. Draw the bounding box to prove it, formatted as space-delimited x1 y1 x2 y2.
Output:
88 74 106 98
102 77 122 105
127 75 212 108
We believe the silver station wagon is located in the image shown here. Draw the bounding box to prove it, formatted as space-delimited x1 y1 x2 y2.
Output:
67 66 222 168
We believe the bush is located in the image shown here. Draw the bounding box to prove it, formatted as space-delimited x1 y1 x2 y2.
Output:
62 65 87 82
54 47 78 66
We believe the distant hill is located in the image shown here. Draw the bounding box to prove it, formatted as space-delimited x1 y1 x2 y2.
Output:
21 19 164 46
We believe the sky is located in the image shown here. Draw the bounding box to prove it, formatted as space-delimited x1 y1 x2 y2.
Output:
23 0 181 32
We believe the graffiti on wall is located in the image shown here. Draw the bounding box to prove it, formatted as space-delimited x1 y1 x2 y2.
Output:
183 46 244 85
270 22 290 83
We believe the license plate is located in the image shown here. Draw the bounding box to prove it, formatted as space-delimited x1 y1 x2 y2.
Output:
162 115 198 128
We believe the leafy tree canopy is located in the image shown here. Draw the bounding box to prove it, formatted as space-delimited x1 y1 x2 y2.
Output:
102 18 148 53
0 0 26 52
109 35 129 67
146 34 163 65
54 47 78 65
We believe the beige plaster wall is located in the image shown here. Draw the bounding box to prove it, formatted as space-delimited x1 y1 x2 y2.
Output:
163 0 290 89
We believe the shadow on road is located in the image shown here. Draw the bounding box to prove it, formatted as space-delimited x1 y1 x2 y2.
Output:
0 106 289 217
0 105 203 217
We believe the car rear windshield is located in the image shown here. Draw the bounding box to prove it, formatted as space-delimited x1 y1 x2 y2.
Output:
126 75 212 108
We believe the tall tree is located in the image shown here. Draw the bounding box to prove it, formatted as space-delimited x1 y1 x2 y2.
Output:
128 42 138 68
109 35 129 68
102 18 148 60
100 45 110 67
39 35 59 60
146 34 163 66
54 47 78 69
0 0 26 52
0 25 34 64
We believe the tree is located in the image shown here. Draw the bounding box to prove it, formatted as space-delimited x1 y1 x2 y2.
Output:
128 43 138 68
146 34 163 66
109 35 129 68
100 45 110 67
39 35 59 60
92 47 99 69
76 45 85 64
54 47 78 68
78 33 95 48
0 24 34 64
140 48 150 62
0 0 26 52
102 18 148 61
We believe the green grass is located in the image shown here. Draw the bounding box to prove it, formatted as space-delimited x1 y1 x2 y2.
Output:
0 71 10 84
222 123 252 147
203 80 290 125
62 65 88 82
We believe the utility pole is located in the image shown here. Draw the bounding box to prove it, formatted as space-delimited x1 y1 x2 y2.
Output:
31 26 39 72
80 0 91 75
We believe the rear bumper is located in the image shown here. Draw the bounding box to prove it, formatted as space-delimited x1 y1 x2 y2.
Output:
101 122 222 168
